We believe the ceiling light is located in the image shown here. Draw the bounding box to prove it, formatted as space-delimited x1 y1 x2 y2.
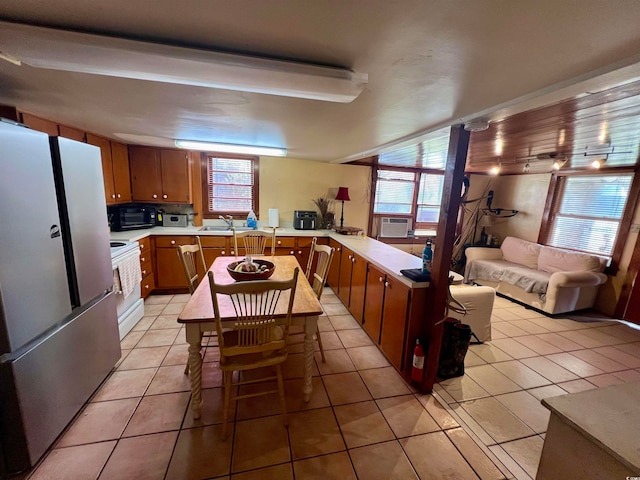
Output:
489 164 501 175
175 140 287 156
523 162 531 173
0 21 368 103
464 120 490 132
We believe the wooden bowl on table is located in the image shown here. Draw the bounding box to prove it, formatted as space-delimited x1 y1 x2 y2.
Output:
227 259 275 281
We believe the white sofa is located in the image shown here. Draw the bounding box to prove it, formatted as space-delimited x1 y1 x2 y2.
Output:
464 236 608 315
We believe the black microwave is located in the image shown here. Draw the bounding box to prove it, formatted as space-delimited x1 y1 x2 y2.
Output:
108 206 158 231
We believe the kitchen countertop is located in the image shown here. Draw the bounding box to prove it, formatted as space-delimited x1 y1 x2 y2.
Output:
111 226 427 288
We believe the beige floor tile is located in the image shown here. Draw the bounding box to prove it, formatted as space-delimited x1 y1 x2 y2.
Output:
145 295 173 305
438 374 490 402
569 349 627 373
416 393 460 429
465 364 523 395
114 348 131 368
293 451 356 480
314 330 344 350
161 344 190 366
92 368 156 402
334 401 394 448
519 356 579 383
597 324 640 341
323 303 351 316
509 319 551 335
526 385 567 402
585 373 625 387
232 463 294 480
377 395 440 437
201 359 224 388
512 336 562 355
471 343 514 363
448 403 496 447
490 338 538 359
122 391 190 437
133 315 156 331
492 309 526 321
545 352 606 377
99 431 178 480
328 313 361 330
57 398 139 447
488 444 532 480
146 364 192 395
143 303 167 316
165 424 232 479
466 349 488 367
489 328 508 340
494 391 550 434
492 360 552 389
593 345 640 368
282 352 320 379
232 415 290 472
612 369 640 383
120 330 144 349
557 330 610 349
336 328 374 347
137 328 181 347
116 345 170 370
349 440 419 480
445 427 507 480
359 366 412 398
282 377 331 412
182 387 235 428
614 341 640 358
401 431 480 479
162 302 186 315
500 435 544 479
288 407 346 459
577 327 625 346
460 397 535 444
491 322 529 338
150 313 180 329
323 371 373 405
317 315 335 331
347 345 391 369
556 378 597 393
315 348 356 374
29 441 116 480
534 332 583 351
171 293 191 303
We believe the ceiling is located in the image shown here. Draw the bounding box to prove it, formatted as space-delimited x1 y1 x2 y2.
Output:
2 1 640 163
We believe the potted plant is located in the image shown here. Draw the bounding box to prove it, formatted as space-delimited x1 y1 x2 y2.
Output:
312 196 333 229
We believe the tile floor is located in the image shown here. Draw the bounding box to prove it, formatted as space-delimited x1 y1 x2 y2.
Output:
24 290 640 479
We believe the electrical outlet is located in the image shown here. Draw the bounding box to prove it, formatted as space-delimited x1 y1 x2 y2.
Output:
631 224 640 234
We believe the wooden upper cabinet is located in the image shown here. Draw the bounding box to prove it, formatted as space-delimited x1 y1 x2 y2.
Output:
58 124 85 142
129 146 191 203
20 113 58 136
86 134 131 205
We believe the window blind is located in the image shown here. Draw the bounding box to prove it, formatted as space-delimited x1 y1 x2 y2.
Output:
416 173 444 223
373 170 416 214
207 157 254 213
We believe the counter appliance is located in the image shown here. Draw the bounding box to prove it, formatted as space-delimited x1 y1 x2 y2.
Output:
0 121 120 475
108 205 158 231
293 210 317 230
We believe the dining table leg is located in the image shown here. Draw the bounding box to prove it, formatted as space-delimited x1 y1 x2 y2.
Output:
303 315 319 402
185 325 203 419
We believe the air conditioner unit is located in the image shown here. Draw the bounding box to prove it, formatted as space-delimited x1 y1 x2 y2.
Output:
380 217 411 238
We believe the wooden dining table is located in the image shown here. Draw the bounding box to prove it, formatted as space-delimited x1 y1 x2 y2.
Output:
178 254 323 419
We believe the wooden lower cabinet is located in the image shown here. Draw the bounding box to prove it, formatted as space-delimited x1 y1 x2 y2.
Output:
198 236 231 278
154 236 195 290
379 274 410 370
348 253 366 321
327 238 342 290
337 247 353 305
363 264 385 342
139 237 154 299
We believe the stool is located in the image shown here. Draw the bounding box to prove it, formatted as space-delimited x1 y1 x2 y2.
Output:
449 285 495 342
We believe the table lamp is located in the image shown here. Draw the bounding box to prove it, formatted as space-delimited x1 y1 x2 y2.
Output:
335 187 350 228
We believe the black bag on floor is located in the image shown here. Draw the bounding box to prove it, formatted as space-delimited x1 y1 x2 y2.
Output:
437 317 472 379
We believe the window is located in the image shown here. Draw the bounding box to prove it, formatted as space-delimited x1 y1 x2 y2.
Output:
545 173 633 258
373 170 415 214
203 155 259 217
416 173 444 225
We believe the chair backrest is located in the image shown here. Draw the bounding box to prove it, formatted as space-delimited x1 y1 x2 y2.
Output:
305 238 335 300
233 228 276 257
207 268 299 356
177 243 205 294
195 236 207 271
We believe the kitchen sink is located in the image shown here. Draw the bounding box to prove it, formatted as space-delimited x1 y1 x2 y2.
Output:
199 226 254 232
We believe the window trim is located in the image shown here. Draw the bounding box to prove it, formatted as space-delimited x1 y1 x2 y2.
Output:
200 153 260 219
539 166 640 274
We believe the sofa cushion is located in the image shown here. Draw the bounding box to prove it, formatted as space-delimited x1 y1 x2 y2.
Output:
538 246 605 273
500 236 541 269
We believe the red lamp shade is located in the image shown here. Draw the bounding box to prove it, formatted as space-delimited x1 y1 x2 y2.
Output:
335 187 350 201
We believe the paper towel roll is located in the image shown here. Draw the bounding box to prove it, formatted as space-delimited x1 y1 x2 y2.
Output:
268 208 279 228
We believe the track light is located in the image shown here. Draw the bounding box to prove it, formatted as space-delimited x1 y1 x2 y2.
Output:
0 21 367 103
489 164 501 175
175 140 287 156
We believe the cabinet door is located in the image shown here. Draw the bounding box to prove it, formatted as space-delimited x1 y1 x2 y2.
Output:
86 133 115 204
380 275 410 370
20 113 58 136
110 141 132 203
58 125 85 142
160 149 190 202
338 247 353 305
349 253 367 321
129 146 162 202
363 263 385 342
327 238 342 291
155 248 189 289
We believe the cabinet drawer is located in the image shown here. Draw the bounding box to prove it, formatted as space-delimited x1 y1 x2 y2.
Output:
139 250 152 264
271 237 296 248
154 236 195 248
140 259 153 279
139 236 151 253
296 237 317 248
141 274 155 298
198 236 228 247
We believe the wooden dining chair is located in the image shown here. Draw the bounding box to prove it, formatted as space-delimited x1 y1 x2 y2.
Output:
304 237 335 362
233 228 276 257
208 268 299 439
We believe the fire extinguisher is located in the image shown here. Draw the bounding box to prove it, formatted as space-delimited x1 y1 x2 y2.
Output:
411 338 425 383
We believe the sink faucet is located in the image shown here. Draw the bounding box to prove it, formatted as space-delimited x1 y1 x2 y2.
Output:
219 215 234 228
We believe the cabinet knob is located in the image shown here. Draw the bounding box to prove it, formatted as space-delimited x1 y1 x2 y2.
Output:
289 250 294 255
111 194 116 199
298 250 302 255
141 256 145 262
221 251 226 255
351 257 355 263
231 250 235 255
142 270 147 275
379 276 384 282
348 255 352 260
163 194 168 199
145 285 149 289
170 240 176 245
153 194 158 199
277 240 282 245
117 193 121 198
337 248 341 252
385 281 390 287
